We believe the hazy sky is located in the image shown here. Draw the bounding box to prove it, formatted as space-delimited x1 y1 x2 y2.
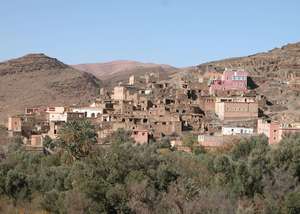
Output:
1 0 299 67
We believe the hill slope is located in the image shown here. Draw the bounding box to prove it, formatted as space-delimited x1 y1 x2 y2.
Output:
0 54 101 124
194 42 300 121
198 42 300 76
72 60 178 85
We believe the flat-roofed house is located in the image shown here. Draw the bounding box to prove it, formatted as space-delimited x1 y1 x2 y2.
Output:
209 69 248 96
222 127 254 135
72 107 103 118
215 97 258 121
132 129 149 144
47 107 67 122
8 116 22 132
30 135 43 147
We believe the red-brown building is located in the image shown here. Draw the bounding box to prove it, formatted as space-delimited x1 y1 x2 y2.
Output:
132 129 149 144
257 119 300 144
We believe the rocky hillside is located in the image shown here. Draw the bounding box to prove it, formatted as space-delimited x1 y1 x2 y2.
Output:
0 54 101 124
195 42 300 121
198 42 300 77
73 60 178 86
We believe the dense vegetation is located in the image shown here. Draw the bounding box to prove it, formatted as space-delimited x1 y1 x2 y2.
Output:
0 120 300 213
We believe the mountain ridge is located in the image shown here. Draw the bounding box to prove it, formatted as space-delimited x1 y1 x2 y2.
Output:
72 60 178 85
0 54 102 124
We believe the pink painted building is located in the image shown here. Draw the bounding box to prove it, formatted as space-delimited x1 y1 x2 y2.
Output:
209 69 248 95
132 130 149 144
257 119 300 144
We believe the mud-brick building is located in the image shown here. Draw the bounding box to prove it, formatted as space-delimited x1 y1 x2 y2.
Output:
215 97 258 121
135 96 153 111
8 116 22 133
47 107 67 122
131 129 149 144
113 100 134 115
150 115 182 138
48 121 65 139
112 85 139 101
29 135 43 147
197 96 216 112
25 107 46 115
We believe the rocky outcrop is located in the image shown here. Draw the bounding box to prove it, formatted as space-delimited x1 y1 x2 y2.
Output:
197 42 300 80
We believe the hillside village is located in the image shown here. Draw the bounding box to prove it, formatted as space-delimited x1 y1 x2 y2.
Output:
7 64 300 152
2 0 300 212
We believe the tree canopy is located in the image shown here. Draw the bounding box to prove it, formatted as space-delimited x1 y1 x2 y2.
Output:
0 121 300 213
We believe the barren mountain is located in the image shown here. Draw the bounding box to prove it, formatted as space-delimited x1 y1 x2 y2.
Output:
0 54 101 124
72 60 178 85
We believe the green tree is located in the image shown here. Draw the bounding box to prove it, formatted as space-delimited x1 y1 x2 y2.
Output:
230 135 268 161
159 137 172 149
57 120 97 160
182 133 197 150
40 189 65 213
43 135 56 150
283 191 300 214
213 155 234 184
109 128 134 145
5 169 30 204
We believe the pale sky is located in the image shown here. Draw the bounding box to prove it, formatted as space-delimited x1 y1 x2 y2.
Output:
1 0 299 67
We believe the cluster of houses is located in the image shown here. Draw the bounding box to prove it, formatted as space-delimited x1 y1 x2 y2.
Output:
7 68 300 151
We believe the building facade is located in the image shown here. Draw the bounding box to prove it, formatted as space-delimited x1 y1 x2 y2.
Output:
209 69 248 95
215 97 258 121
8 116 22 132
222 127 254 135
257 119 300 144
